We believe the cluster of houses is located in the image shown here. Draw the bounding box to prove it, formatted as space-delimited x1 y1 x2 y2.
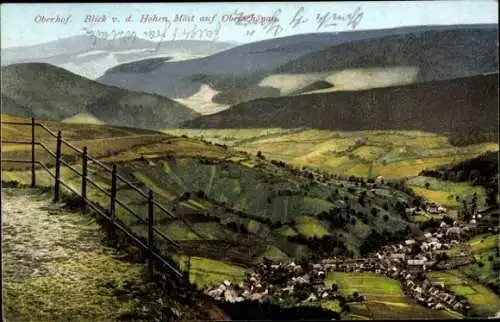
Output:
205 261 364 305
406 201 448 217
204 201 489 315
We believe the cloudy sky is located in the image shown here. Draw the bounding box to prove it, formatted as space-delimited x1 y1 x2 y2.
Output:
1 1 498 48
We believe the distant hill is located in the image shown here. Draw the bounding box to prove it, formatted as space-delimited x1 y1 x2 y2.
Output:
97 24 498 113
1 63 200 129
1 36 238 79
182 73 499 136
274 26 498 77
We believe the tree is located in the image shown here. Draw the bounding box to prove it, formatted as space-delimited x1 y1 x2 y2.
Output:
179 192 191 201
410 242 421 255
424 182 431 189
437 252 449 261
331 283 338 292
461 200 472 221
443 215 454 225
492 260 500 272
383 214 389 222
358 196 365 207
486 188 498 207
257 151 265 159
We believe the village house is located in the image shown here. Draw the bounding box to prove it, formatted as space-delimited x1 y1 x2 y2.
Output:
390 253 406 261
405 239 417 246
432 281 445 289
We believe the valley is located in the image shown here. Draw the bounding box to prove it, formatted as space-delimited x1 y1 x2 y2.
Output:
2 114 499 319
1 9 499 320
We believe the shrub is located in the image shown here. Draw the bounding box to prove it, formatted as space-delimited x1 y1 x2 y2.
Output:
179 192 191 201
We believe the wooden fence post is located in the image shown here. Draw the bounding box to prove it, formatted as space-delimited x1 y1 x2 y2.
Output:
53 131 62 202
81 147 88 210
184 256 191 282
148 189 155 279
109 164 117 240
31 117 36 187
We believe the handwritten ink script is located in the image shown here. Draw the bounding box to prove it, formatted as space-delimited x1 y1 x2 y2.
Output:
33 5 365 50
233 6 364 37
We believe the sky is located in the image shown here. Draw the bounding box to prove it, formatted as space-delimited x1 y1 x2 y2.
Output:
1 1 498 49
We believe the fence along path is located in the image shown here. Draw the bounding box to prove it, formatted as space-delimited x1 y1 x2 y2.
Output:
1 118 183 278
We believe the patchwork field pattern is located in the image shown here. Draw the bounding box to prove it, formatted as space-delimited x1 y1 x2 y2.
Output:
3 116 498 320
427 270 500 317
324 272 462 320
165 128 498 180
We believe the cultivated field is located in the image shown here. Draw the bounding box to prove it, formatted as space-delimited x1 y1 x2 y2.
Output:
165 128 498 180
427 270 500 317
407 176 486 207
437 234 500 297
324 272 462 320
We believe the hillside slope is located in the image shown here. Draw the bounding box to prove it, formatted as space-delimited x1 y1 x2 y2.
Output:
274 26 498 78
2 115 425 270
1 63 200 129
2 188 228 321
96 24 498 111
182 73 499 135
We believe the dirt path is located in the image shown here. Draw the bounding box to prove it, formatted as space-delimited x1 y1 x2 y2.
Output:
1 188 142 321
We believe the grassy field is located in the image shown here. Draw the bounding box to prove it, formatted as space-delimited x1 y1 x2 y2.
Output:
1 114 171 170
295 215 330 238
324 272 404 300
427 270 500 317
2 188 142 321
323 272 461 320
167 128 498 180
467 234 499 252
407 176 486 208
172 255 247 289
452 234 499 295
